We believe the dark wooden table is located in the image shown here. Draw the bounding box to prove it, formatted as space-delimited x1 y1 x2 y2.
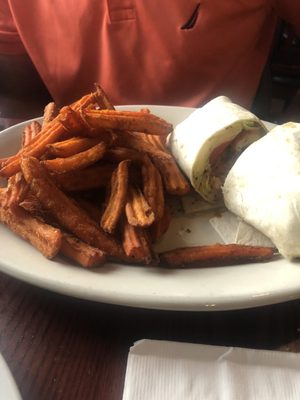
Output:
1 272 300 400
1 113 300 400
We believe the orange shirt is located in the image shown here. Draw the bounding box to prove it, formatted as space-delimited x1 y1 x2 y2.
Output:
0 0 299 108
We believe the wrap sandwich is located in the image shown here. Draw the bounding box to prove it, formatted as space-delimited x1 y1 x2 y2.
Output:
223 122 300 259
168 96 267 203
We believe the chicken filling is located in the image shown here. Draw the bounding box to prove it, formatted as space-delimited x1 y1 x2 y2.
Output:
198 127 263 202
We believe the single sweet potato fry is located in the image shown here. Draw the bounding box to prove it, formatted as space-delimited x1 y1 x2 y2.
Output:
104 147 144 163
43 102 59 127
58 106 93 135
61 233 106 268
125 185 155 227
83 109 173 136
42 142 107 174
149 204 171 242
46 137 101 158
94 83 115 110
145 133 167 151
0 204 62 258
3 172 29 209
74 198 104 222
22 121 42 147
101 160 130 233
121 219 153 264
52 163 115 191
19 192 50 220
151 153 190 196
115 131 169 158
142 156 164 220
72 89 107 111
21 156 123 258
159 244 275 268
0 189 6 206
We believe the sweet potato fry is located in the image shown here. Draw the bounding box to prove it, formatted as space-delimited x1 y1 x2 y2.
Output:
21 156 123 258
83 109 173 136
145 133 167 151
19 192 50 219
149 204 171 242
47 137 105 158
46 137 98 158
22 121 42 147
52 163 115 192
61 233 106 268
42 102 59 127
151 153 190 196
0 122 68 177
42 142 107 174
0 89 102 177
121 219 153 264
0 188 6 205
74 198 103 222
115 131 169 158
72 90 106 111
58 106 92 135
100 160 130 233
125 185 155 227
94 83 115 110
3 172 29 209
1 117 62 167
159 244 275 267
0 204 62 258
122 131 189 196
142 156 164 220
104 147 144 163
0 158 8 168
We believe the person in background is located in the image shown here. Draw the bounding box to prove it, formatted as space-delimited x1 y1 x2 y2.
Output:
0 0 299 119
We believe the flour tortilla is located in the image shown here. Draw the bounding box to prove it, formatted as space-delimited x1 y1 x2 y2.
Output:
223 122 300 259
168 96 267 202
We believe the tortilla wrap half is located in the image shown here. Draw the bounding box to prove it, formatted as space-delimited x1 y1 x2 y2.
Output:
168 96 267 203
223 122 300 259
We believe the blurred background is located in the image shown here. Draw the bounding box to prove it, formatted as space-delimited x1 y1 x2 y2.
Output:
252 21 300 124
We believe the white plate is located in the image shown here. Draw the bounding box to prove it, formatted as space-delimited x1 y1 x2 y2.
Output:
1 105 300 312
0 353 22 400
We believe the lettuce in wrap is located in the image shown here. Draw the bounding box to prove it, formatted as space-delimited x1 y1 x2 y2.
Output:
168 96 267 203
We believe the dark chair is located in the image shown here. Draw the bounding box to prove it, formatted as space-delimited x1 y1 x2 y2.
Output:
252 21 300 123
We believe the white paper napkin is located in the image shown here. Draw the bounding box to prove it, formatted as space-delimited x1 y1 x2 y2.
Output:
122 339 300 400
209 211 274 247
0 353 22 400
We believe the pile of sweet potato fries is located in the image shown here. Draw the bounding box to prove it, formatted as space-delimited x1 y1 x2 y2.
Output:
0 85 275 268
